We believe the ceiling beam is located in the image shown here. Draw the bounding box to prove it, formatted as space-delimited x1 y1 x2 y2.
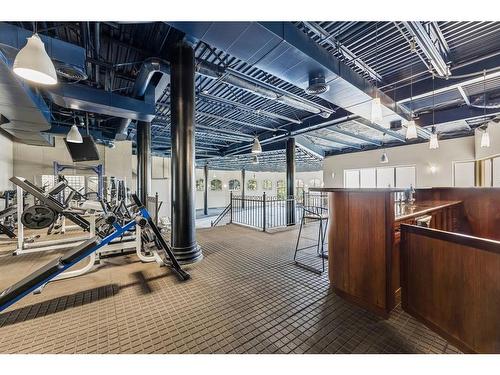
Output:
198 93 302 125
324 126 382 146
302 21 382 82
307 133 362 150
197 110 275 131
402 22 451 78
352 118 407 143
295 135 325 159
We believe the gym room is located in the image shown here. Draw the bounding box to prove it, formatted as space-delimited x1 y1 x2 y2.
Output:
0 1 499 373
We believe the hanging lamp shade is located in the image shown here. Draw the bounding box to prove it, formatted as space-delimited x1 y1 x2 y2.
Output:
481 128 490 148
405 120 418 140
13 34 58 85
371 97 383 123
251 137 262 153
66 124 83 143
380 151 389 164
429 133 439 149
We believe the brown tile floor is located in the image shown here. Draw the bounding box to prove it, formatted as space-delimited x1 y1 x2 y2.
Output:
0 224 461 354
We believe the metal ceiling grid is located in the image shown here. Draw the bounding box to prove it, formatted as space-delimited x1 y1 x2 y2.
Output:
5 21 500 173
199 147 323 173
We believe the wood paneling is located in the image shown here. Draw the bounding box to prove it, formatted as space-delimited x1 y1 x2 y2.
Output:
416 188 500 240
329 191 349 291
401 224 500 353
327 189 464 318
347 192 387 309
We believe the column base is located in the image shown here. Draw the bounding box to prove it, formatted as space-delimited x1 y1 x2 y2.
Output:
171 243 203 265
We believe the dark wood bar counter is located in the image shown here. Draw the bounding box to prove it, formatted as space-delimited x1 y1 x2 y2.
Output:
312 187 500 353
310 188 464 318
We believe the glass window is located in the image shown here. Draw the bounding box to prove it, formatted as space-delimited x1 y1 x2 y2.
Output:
41 175 55 192
454 161 475 187
360 168 376 188
196 179 204 191
228 179 240 190
295 179 304 198
309 178 321 188
493 157 500 187
484 159 492 187
395 166 416 188
262 180 272 190
376 167 394 188
210 179 222 191
247 179 257 191
344 169 360 188
276 180 286 199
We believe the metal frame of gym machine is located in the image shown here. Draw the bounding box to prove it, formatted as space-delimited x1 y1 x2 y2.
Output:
0 194 190 313
11 178 148 281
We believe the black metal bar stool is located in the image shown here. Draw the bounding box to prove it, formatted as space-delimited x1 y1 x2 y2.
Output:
293 204 328 274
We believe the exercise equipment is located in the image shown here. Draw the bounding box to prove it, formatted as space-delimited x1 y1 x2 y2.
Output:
21 205 57 230
0 206 17 239
0 194 189 313
53 162 104 199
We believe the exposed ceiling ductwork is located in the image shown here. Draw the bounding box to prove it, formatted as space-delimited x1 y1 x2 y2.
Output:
196 59 334 118
115 57 171 140
0 22 86 146
168 22 412 129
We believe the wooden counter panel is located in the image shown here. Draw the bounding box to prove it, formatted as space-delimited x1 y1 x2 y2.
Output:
347 192 387 309
401 225 500 353
329 191 349 291
416 188 500 240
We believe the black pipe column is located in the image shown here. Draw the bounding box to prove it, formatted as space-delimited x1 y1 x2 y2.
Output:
286 137 296 226
241 169 246 208
136 121 151 205
203 164 208 216
170 41 202 263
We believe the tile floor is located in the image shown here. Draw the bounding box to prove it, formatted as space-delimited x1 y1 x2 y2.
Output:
0 224 460 354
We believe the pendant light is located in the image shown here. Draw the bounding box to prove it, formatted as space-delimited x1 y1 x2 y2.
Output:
371 97 383 123
429 126 439 149
480 126 490 148
13 23 58 85
480 71 490 148
380 132 388 163
371 23 384 125
406 42 418 140
66 115 83 143
380 151 389 164
251 136 262 153
428 74 439 149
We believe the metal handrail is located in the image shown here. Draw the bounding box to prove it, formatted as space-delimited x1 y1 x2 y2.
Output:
211 203 232 227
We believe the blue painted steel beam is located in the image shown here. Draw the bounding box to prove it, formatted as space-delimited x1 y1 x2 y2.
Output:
48 83 156 122
296 135 325 159
417 106 500 128
385 54 500 101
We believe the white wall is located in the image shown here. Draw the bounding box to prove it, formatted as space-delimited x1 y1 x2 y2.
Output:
0 132 14 190
13 136 133 185
323 136 476 188
194 169 323 210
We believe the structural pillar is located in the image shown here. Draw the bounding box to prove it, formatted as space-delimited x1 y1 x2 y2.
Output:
203 164 208 216
136 121 151 205
170 41 202 263
241 168 246 209
286 137 296 226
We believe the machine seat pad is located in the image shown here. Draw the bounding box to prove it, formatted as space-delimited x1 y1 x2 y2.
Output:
60 237 100 265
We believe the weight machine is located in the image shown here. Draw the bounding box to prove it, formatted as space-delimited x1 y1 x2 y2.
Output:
0 194 190 313
0 190 20 240
53 162 104 199
11 177 138 258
